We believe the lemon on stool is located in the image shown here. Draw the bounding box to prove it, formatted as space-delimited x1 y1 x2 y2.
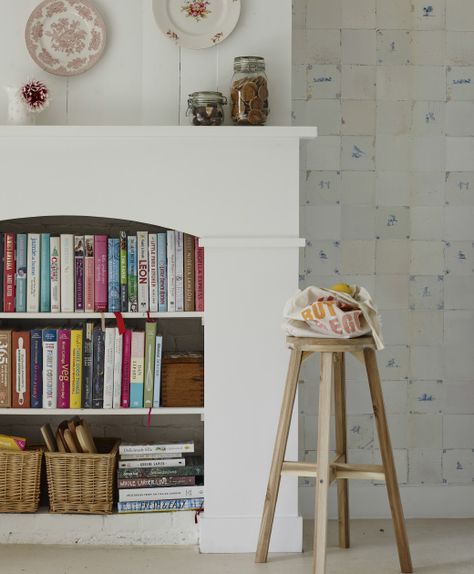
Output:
330 282 353 295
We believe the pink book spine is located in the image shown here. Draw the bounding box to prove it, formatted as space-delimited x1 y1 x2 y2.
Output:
57 329 71 408
121 329 132 408
84 235 95 312
195 238 204 312
94 235 108 312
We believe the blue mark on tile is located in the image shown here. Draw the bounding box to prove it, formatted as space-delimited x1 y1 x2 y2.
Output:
425 112 435 123
314 76 332 83
386 358 399 368
350 425 361 434
457 250 467 261
453 78 471 85
417 393 434 402
319 180 331 189
458 181 470 191
390 41 396 51
352 145 365 159
387 214 399 226
422 286 432 297
423 5 433 16
319 250 328 261
456 461 464 470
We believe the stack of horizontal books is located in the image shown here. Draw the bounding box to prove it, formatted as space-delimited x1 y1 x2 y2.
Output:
117 440 204 514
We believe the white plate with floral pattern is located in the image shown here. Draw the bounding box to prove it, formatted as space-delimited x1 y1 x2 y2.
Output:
153 0 241 49
25 0 106 76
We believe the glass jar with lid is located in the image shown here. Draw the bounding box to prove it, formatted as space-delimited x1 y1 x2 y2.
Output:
230 56 269 126
187 91 227 126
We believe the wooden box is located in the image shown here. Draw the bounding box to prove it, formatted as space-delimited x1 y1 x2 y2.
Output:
161 352 204 407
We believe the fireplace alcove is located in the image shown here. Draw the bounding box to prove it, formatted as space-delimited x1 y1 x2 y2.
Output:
0 125 316 552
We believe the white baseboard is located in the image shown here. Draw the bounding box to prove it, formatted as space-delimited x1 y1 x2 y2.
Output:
199 514 303 553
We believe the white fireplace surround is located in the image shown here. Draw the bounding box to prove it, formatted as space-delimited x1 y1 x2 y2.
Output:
0 125 316 552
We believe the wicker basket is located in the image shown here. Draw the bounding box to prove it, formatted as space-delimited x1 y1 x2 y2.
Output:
45 438 119 514
0 447 43 513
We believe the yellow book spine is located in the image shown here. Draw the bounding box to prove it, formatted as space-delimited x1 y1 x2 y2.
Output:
0 434 26 451
70 330 83 409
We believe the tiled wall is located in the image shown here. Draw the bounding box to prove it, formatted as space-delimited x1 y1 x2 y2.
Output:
293 0 474 514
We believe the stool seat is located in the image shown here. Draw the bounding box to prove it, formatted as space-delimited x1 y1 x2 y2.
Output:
255 336 413 574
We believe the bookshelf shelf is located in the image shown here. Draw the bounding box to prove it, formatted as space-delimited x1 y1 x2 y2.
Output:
0 407 204 416
0 312 204 320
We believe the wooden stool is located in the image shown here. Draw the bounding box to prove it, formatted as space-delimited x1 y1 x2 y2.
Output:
255 336 413 574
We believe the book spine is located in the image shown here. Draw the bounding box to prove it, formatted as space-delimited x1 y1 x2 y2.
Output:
117 476 196 489
195 238 204 312
127 236 138 312
117 463 204 479
0 234 3 312
0 331 12 407
183 234 195 312
40 233 51 312
74 235 85 312
119 441 194 455
117 497 204 513
82 322 94 408
118 458 185 469
70 329 83 409
175 231 184 312
92 327 105 408
119 231 128 312
143 321 157 408
148 233 158 312
112 328 123 409
130 331 145 408
103 327 116 409
121 329 132 408
137 231 149 312
57 329 70 408
152 335 163 408
157 232 167 312
42 329 58 409
27 234 41 313
50 236 61 313
119 485 204 503
119 452 186 460
15 234 27 313
94 235 108 312
60 234 74 313
166 230 176 312
3 233 15 312
12 332 30 408
107 238 120 312
30 329 43 408
84 235 95 312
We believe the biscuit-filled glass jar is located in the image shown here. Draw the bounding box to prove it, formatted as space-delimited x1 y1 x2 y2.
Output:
187 91 227 126
230 56 269 125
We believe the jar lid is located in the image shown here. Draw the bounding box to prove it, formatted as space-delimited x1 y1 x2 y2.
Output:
188 91 227 105
234 56 266 72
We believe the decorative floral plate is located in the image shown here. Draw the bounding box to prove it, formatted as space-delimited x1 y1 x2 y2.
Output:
25 0 106 76
153 0 241 49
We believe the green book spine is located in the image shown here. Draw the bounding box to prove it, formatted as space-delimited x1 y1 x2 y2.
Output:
143 321 157 408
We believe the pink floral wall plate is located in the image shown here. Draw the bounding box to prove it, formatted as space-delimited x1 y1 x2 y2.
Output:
153 0 241 49
25 0 106 76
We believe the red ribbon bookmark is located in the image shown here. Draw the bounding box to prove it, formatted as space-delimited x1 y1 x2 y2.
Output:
113 311 126 335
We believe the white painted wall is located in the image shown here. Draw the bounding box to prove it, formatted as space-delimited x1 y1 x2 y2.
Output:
0 0 292 126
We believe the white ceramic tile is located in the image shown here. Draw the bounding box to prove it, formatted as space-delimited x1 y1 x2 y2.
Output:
447 137 474 171
445 172 474 205
444 310 474 344
445 241 474 275
292 65 308 99
341 171 376 204
446 101 474 135
342 0 376 29
447 66 474 100
306 136 341 170
374 447 409 482
304 240 342 275
307 0 342 29
292 0 307 29
443 449 474 484
444 415 474 448
445 382 474 414
407 415 444 449
376 135 411 171
346 381 373 414
306 29 341 64
447 31 474 64
380 309 410 344
341 240 376 274
410 346 445 380
342 29 377 65
411 136 446 171
347 415 375 449
292 28 307 65
411 31 447 65
446 0 474 31
410 172 445 206
303 99 341 134
376 206 410 239
409 275 445 309
375 240 410 274
414 0 446 30
375 275 410 309
410 241 445 274
341 100 376 135
445 345 474 379
376 0 414 29
376 101 412 135
408 381 445 414
410 310 444 345
445 275 474 308
411 101 446 136
376 171 411 206
408 448 443 483
341 136 376 170
376 65 412 100
304 170 342 205
445 206 474 240
308 64 342 99
376 29 412 65
341 205 376 239
342 65 376 100
410 207 444 240
412 66 447 100
303 205 341 240
383 381 409 414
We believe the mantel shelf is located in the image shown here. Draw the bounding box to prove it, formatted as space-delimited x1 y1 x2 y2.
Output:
0 407 204 416
0 312 204 320
0 125 317 140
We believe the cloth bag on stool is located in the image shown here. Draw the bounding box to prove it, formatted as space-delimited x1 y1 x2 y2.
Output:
283 285 384 350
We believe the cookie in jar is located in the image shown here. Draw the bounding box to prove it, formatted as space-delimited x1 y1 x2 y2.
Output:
187 91 227 126
230 56 269 126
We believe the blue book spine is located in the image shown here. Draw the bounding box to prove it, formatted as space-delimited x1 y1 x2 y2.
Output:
117 497 204 513
92 327 105 408
152 335 163 407
30 329 43 408
108 238 120 312
40 233 51 312
15 233 27 312
157 232 167 312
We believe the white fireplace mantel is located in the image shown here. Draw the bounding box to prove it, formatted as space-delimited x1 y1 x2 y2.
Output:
0 125 317 553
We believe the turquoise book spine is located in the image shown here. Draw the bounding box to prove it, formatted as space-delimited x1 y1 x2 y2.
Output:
40 233 51 312
15 233 27 312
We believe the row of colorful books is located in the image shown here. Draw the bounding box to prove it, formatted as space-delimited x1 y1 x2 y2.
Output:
0 231 204 314
0 322 167 409
117 441 204 513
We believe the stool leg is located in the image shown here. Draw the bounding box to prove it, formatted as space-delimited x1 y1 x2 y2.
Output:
313 352 334 574
334 353 350 549
364 348 413 574
255 348 303 563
